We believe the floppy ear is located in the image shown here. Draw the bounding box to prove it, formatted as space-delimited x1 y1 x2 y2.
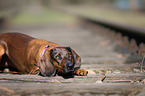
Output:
66 47 81 70
38 50 56 77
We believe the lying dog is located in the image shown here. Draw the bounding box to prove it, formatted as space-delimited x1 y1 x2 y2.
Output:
0 33 87 77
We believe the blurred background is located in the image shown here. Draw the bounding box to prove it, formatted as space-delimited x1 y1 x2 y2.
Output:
0 0 145 31
1 1 145 95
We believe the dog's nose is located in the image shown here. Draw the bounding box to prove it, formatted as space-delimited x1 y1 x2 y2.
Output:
67 63 74 70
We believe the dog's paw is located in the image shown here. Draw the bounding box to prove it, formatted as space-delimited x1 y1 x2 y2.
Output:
76 69 88 76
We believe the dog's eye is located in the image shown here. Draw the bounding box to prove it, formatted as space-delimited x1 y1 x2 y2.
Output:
68 54 72 60
56 55 62 60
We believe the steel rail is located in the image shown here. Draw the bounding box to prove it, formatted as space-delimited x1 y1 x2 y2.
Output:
80 16 145 44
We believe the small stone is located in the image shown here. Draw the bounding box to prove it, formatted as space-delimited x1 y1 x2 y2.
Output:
96 80 103 83
87 70 96 74
133 68 140 73
113 70 121 74
52 79 61 83
106 69 112 74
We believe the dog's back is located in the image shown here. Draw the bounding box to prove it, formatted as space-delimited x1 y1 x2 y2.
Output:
0 33 59 73
0 33 87 76
0 33 35 72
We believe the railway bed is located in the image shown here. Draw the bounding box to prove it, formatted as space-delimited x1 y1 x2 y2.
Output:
0 7 145 96
0 23 144 95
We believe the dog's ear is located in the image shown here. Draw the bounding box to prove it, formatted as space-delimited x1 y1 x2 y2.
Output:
66 47 81 70
38 49 56 77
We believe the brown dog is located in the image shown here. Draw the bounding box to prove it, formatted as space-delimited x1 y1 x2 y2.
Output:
0 33 87 77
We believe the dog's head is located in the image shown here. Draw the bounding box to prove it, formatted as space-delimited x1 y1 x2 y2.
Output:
50 47 81 76
38 47 81 77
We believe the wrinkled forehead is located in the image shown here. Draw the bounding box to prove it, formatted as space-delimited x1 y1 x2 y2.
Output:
52 48 68 56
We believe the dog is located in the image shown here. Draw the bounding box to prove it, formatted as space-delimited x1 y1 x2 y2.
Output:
0 33 87 77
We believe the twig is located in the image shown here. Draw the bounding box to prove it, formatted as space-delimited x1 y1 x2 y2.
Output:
96 73 106 83
0 85 15 93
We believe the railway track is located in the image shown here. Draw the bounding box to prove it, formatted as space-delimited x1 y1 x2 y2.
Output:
79 16 145 62
80 16 145 44
1 5 145 95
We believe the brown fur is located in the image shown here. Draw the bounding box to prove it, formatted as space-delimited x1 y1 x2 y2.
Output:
0 33 87 77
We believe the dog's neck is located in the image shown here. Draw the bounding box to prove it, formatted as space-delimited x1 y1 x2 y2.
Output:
40 45 58 57
31 45 58 75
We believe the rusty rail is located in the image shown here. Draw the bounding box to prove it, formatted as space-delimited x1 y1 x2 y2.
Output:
80 16 145 44
78 16 145 65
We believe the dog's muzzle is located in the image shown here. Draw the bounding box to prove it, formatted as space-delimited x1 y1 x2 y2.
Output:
63 60 74 73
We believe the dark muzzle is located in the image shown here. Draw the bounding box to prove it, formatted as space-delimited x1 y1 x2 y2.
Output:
64 60 74 73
